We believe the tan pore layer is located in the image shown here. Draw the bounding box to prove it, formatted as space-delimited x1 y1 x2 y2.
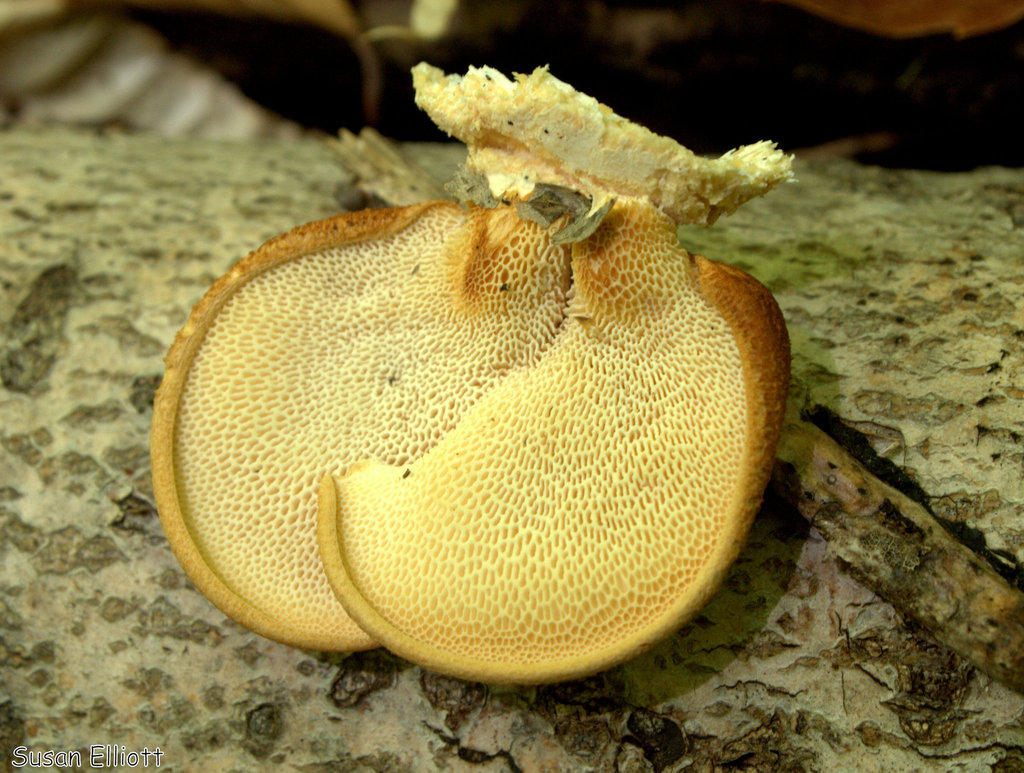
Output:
151 202 572 651
318 201 790 682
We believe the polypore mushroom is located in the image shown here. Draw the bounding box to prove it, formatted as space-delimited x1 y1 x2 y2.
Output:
151 62 792 682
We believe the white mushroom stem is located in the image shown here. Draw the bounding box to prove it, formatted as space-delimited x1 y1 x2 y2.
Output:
412 62 794 225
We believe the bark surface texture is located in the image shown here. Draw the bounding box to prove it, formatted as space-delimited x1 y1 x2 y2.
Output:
1 127 1023 772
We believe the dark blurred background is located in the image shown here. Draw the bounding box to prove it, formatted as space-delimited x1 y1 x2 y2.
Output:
131 0 1024 169
0 0 989 169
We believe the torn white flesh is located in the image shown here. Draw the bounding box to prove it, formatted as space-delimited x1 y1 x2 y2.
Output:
413 62 794 228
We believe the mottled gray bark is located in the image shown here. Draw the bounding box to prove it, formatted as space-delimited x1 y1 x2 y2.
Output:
1 127 1023 773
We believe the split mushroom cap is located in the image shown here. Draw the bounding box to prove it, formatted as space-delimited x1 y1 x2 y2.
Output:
151 203 572 650
151 60 791 680
318 199 789 683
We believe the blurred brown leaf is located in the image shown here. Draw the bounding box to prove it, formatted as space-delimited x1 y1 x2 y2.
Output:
764 0 1024 37
0 13 302 136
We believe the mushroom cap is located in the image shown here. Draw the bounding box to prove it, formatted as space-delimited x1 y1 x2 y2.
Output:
412 62 793 225
151 201 572 650
317 200 789 682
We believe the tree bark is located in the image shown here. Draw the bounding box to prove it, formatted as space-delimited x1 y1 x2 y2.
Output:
2 126 1022 772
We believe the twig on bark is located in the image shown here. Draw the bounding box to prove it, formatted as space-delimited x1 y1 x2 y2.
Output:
772 413 1024 695
330 127 450 207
